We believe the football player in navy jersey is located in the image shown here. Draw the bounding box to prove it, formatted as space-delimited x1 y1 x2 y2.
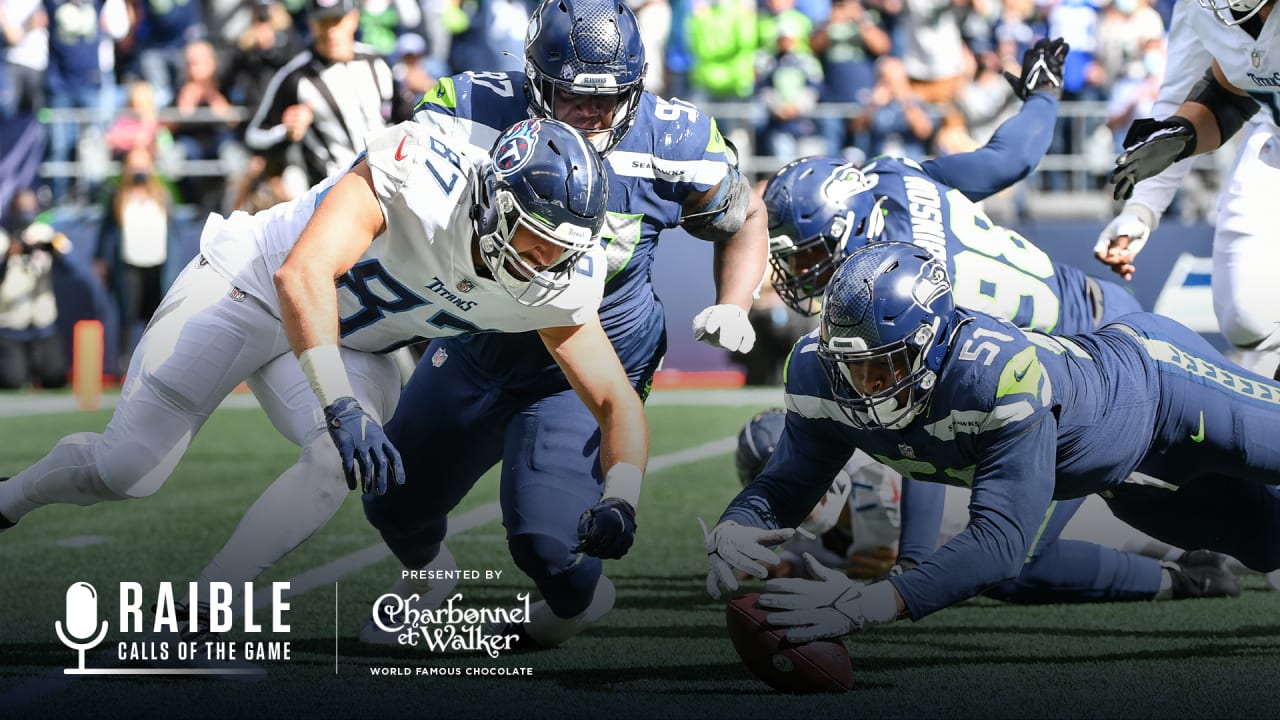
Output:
360 0 769 648
706 239 1280 641
759 39 1142 336
751 37 1184 602
732 408 1240 605
764 151 1141 332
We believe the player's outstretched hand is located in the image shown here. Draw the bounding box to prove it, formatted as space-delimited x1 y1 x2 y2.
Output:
1110 117 1196 200
702 518 795 599
1094 204 1158 280
1003 37 1069 100
576 497 637 559
693 304 756 354
759 553 899 642
323 397 404 496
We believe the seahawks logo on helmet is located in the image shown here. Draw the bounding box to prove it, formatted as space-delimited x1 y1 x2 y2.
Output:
821 165 878 204
911 260 951 312
493 119 543 174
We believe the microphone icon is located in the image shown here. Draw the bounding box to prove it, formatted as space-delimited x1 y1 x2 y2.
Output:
55 581 109 672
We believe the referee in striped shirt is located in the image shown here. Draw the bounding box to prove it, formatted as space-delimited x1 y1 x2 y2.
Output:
244 0 411 186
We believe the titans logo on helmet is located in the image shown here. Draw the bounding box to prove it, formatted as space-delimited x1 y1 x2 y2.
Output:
494 120 543 174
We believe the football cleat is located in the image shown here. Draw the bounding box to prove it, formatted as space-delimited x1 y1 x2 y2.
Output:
1266 569 1280 592
482 576 615 649
1164 550 1242 599
0 477 14 530
359 545 460 646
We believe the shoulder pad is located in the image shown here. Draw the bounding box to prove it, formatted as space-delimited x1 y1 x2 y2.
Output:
418 71 527 116
364 121 485 195
782 330 825 394
863 156 923 175
640 94 730 163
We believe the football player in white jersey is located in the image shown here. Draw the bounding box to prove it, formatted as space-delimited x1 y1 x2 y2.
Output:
1102 0 1280 360
0 118 649 655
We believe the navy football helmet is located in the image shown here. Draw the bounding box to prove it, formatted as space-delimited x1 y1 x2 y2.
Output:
734 408 787 486
819 241 955 430
763 157 888 317
734 407 852 535
476 118 607 306
524 0 647 152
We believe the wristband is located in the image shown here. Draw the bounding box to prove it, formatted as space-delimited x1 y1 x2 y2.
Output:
602 462 643 509
1121 201 1160 233
298 344 355 408
862 580 901 624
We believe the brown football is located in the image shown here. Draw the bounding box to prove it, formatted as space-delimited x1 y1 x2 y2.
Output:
725 593 854 694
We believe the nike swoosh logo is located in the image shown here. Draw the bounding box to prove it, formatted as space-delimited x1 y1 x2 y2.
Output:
1190 410 1204 443
394 136 409 161
1013 361 1032 383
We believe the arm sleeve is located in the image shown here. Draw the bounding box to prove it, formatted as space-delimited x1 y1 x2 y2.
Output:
896 477 948 564
919 93 1058 202
1123 0 1213 219
888 416 1058 619
720 412 857 530
243 64 298 152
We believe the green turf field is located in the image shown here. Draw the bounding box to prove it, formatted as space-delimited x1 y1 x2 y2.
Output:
1 391 1278 719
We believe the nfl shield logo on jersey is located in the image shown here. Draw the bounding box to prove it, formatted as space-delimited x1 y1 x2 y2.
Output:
898 443 915 459
456 278 474 294
494 120 542 173
432 347 449 367
1253 48 1263 69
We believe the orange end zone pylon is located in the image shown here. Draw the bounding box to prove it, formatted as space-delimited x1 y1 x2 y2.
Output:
72 320 104 411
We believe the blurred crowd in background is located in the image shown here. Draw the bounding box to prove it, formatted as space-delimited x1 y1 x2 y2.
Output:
0 0 1226 388
1 0 1195 213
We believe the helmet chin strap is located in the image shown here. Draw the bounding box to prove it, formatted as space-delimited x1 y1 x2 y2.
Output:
856 394 920 430
585 130 612 153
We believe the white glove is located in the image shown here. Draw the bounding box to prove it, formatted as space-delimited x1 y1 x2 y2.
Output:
757 552 900 642
693 304 756 354
701 518 795 599
1093 203 1158 261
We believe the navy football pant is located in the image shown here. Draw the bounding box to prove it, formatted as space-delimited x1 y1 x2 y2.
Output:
1109 313 1280 571
984 497 1160 603
365 322 663 618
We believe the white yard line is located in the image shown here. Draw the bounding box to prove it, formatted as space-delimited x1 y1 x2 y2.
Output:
1 434 737 707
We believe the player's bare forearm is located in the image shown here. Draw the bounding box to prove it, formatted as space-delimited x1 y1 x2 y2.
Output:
539 320 650 474
274 162 385 355
712 188 768 310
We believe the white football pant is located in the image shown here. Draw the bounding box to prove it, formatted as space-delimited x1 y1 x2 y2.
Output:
0 256 399 588
1212 123 1280 353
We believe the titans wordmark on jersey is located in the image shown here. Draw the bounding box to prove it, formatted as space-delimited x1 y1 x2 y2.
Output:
1189 4 1280 124
199 121 606 354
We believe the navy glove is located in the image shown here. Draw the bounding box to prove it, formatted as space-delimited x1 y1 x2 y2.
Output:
1110 116 1197 200
576 498 637 559
1003 37 1069 100
323 397 404 496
